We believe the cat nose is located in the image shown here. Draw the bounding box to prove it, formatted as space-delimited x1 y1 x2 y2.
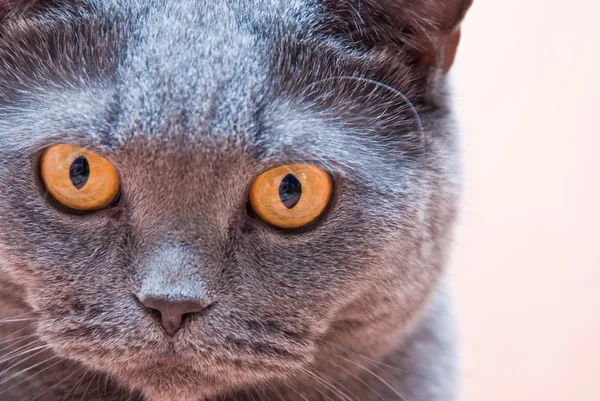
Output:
140 295 209 336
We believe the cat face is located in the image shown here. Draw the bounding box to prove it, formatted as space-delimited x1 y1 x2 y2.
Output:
0 1 467 400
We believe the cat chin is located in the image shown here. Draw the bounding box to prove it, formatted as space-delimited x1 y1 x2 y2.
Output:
120 366 263 401
137 384 220 401
118 369 223 401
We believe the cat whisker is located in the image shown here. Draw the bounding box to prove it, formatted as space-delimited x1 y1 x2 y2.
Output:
264 381 286 401
0 355 59 390
0 341 44 364
0 324 32 343
321 341 410 375
0 318 37 323
258 384 274 401
63 370 87 401
322 340 448 400
292 369 336 401
0 332 35 347
0 311 37 320
279 380 311 401
245 388 255 401
101 370 111 396
296 76 426 149
321 343 407 387
306 365 361 401
95 371 103 397
0 346 49 375
313 354 388 401
0 336 38 355
247 387 264 401
78 372 98 401
123 391 136 401
30 363 83 401
0 312 38 327
322 352 408 401
298 367 354 401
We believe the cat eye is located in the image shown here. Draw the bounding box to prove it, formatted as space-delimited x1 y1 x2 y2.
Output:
248 164 333 229
40 144 120 211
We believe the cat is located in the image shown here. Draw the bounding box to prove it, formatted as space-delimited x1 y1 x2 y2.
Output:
0 1 471 400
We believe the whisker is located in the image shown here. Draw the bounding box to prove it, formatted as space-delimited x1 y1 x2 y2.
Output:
323 340 445 397
0 354 57 386
0 356 60 393
299 367 354 401
0 311 37 321
246 388 258 401
322 341 411 375
296 76 426 149
299 368 340 401
0 325 33 343
279 380 310 401
101 371 110 395
63 370 87 401
264 382 286 401
95 372 102 397
0 333 36 347
0 318 37 323
321 345 406 387
0 347 49 375
123 392 136 401
314 354 387 401
307 366 362 401
247 387 264 401
30 363 83 401
78 372 98 401
258 384 274 401
0 342 44 364
0 337 39 355
294 369 336 401
324 353 408 401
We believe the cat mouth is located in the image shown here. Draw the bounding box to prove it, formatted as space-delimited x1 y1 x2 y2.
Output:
113 344 299 400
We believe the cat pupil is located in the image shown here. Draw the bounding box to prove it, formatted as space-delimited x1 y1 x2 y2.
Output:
279 174 301 209
69 156 90 190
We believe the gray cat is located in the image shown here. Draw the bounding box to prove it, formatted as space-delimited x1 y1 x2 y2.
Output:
0 1 472 400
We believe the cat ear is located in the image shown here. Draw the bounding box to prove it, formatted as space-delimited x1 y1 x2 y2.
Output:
410 0 473 74
325 0 473 82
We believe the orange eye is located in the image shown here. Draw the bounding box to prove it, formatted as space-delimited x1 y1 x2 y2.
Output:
249 164 333 229
40 144 120 211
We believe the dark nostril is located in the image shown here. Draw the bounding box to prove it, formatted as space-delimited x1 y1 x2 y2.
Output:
148 307 162 321
139 295 209 336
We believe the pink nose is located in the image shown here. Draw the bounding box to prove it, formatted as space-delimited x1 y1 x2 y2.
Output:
140 295 209 336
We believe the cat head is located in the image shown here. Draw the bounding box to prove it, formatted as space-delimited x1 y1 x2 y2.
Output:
0 1 470 400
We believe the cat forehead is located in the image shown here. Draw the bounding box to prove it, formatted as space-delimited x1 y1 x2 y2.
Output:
0 0 415 176
0 1 313 149
0 83 352 170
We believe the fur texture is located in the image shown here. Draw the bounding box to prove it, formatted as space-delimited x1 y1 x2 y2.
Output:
0 1 470 400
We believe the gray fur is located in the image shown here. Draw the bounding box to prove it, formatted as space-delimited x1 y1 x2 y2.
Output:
0 1 470 400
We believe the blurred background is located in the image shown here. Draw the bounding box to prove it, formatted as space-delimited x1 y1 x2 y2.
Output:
451 1 600 400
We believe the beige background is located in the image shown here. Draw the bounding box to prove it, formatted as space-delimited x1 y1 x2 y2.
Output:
451 1 600 400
